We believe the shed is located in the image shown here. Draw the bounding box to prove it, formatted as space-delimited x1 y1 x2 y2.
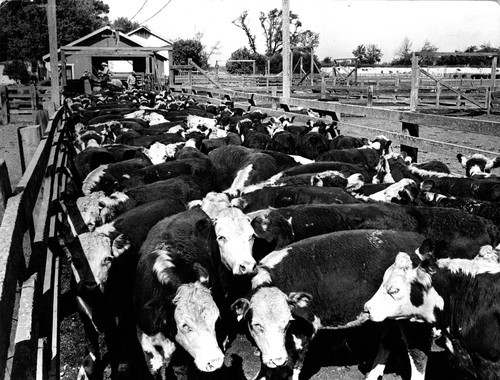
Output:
42 25 172 86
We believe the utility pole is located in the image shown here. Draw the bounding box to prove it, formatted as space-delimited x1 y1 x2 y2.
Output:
47 0 60 107
282 0 291 98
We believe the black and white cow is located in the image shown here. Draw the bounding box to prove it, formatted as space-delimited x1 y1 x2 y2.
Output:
421 177 500 203
249 202 499 260
457 153 500 178
233 230 427 380
364 239 500 379
232 185 359 213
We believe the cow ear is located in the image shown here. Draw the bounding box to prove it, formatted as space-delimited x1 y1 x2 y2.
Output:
486 157 500 171
187 199 202 210
361 138 369 146
457 154 467 168
420 179 435 192
112 234 131 258
288 292 313 309
231 298 250 322
193 262 210 286
416 238 434 261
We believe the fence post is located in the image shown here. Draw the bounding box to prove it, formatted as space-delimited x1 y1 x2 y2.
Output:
0 85 8 125
435 82 441 108
367 85 374 107
0 159 12 217
485 87 491 115
321 76 326 99
18 125 42 173
410 53 419 112
271 86 278 110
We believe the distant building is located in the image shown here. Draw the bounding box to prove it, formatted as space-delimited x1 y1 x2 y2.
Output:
42 25 172 85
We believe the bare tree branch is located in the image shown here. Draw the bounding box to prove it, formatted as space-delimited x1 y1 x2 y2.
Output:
232 11 257 54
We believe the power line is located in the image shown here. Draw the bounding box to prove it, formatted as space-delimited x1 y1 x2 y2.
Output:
130 0 148 21
139 0 173 25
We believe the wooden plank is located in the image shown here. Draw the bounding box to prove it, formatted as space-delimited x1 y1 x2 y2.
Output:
416 51 499 57
419 68 484 109
11 273 39 380
18 125 43 174
0 193 27 379
36 338 47 380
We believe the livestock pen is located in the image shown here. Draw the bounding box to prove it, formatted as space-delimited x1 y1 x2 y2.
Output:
0 85 499 380
170 84 500 166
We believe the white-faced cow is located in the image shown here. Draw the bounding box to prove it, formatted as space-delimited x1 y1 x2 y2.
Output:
233 230 429 380
365 239 500 379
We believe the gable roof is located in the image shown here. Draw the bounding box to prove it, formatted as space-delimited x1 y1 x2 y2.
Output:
42 25 170 61
127 25 172 46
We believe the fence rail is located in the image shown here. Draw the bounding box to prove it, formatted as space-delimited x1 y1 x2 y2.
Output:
170 84 500 160
0 85 52 124
172 71 500 113
0 105 68 380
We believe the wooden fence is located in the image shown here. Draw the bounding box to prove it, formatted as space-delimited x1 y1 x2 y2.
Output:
0 85 52 124
172 70 500 113
170 84 500 161
0 105 68 380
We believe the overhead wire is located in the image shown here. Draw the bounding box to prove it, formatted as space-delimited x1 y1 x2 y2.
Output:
139 0 173 25
130 0 149 21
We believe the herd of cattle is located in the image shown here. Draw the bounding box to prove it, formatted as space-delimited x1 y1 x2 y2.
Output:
61 87 500 380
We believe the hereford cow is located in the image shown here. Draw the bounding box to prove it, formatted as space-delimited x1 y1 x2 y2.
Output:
364 239 500 379
233 230 427 380
232 185 359 213
249 202 499 260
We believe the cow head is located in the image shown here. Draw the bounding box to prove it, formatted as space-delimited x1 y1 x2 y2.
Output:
232 287 316 369
188 191 232 219
213 207 256 275
75 191 108 232
457 153 500 178
142 142 185 164
369 135 392 155
173 283 225 372
364 239 444 324
311 170 348 188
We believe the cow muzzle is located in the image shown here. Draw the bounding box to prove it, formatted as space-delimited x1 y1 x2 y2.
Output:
195 351 225 372
232 260 257 276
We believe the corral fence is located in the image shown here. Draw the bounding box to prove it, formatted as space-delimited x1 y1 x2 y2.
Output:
0 85 53 125
0 105 69 380
171 52 500 114
170 84 500 162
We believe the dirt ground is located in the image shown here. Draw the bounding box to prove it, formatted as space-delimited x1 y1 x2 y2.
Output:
0 109 499 380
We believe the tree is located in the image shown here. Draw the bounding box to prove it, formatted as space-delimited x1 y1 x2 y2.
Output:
3 60 31 84
232 8 319 57
365 44 382 65
419 40 438 66
352 44 382 65
393 37 413 66
232 11 257 54
172 38 207 68
259 8 303 56
295 29 320 50
225 47 266 75
0 0 109 67
111 17 140 33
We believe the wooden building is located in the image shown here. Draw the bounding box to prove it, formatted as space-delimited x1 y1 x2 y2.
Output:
42 25 172 85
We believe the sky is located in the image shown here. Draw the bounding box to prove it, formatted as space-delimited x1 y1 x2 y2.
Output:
103 0 500 65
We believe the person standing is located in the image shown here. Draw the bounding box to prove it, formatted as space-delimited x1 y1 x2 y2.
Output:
98 62 110 83
127 71 137 89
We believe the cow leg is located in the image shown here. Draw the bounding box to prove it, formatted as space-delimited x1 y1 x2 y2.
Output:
365 343 390 380
398 320 433 380
137 328 177 376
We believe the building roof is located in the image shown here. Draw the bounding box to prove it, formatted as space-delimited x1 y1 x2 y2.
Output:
127 25 173 46
43 25 171 61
